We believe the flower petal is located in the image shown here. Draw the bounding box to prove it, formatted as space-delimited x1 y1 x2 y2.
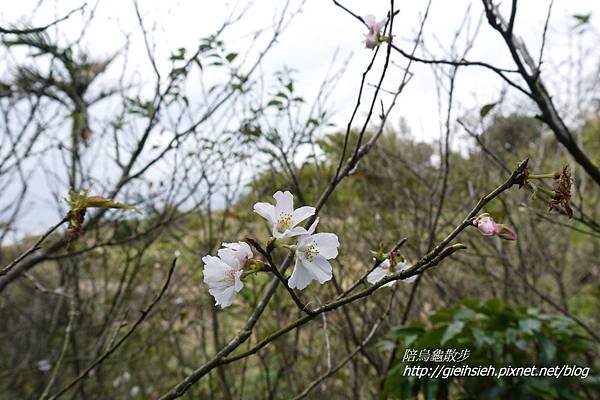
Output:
302 255 333 284
296 233 312 249
217 248 239 268
365 33 377 49
202 255 231 284
313 233 339 259
209 285 237 308
288 258 314 290
273 190 294 215
223 241 253 264
364 14 376 28
272 225 286 239
202 255 222 270
395 261 417 283
283 226 310 238
367 266 388 284
233 270 244 292
374 19 387 32
292 206 315 225
254 202 275 224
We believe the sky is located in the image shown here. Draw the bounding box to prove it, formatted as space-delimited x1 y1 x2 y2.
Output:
1 0 599 235
3 0 599 137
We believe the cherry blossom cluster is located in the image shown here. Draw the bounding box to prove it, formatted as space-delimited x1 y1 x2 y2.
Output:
202 242 253 308
201 192 519 308
202 191 339 308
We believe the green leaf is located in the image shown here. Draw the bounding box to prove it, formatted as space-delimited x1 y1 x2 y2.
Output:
515 339 528 351
480 102 497 118
392 326 425 346
170 67 187 78
441 321 464 345
85 196 141 213
471 327 491 348
66 189 141 214
423 379 439 400
539 336 557 362
170 47 186 61
267 99 283 108
518 318 541 334
573 13 591 25
454 307 477 321
225 52 238 62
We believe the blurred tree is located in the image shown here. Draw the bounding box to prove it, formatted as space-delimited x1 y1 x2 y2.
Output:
4 32 114 190
481 115 543 155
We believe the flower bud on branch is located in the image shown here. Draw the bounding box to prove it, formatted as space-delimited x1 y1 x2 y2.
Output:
473 213 517 241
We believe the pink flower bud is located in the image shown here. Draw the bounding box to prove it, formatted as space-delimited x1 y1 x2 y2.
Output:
474 214 518 241
476 214 499 236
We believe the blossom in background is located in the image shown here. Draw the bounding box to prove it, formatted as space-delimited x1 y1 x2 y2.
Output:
37 359 51 372
364 14 386 49
254 190 316 239
474 213 517 241
289 232 340 290
367 259 417 287
202 241 252 308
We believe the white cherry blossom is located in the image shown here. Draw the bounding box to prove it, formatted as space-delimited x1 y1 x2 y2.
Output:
202 241 252 308
367 259 417 287
289 232 339 290
254 191 316 239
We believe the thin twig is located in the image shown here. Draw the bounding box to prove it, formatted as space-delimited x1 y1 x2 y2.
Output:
39 288 77 399
0 4 86 34
339 237 407 298
291 302 391 400
0 215 69 276
48 259 177 400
